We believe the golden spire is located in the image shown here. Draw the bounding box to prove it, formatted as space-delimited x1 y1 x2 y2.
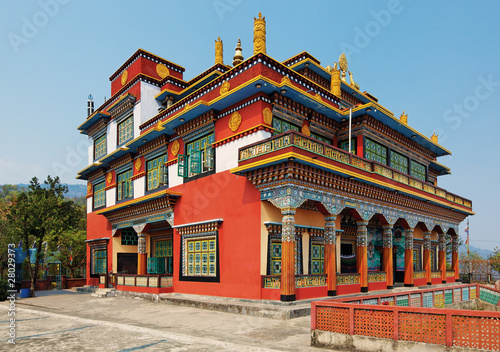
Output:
330 62 341 97
232 39 244 66
338 53 348 82
253 12 266 55
431 132 438 143
215 37 223 65
400 111 408 124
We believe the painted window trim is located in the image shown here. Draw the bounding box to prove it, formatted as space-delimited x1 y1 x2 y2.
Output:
179 232 220 282
94 134 107 160
117 115 134 146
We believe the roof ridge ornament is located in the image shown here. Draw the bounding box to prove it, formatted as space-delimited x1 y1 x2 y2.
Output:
253 12 266 55
400 111 408 124
339 53 348 82
330 62 341 97
215 37 223 65
431 131 439 143
232 38 244 66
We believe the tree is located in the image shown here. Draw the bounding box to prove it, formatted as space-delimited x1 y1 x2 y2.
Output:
489 247 500 274
6 176 80 296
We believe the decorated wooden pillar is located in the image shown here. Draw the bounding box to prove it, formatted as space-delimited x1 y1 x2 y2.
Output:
382 225 393 289
281 208 297 302
356 220 369 292
324 215 337 296
438 233 447 283
404 228 414 287
423 231 432 285
451 235 459 280
133 224 148 276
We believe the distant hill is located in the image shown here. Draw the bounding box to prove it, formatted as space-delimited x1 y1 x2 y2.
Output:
11 183 87 199
459 244 494 259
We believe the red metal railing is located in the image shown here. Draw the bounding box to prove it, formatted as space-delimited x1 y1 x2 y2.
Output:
311 284 500 350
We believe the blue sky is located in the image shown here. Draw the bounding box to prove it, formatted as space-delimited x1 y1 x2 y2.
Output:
0 0 498 250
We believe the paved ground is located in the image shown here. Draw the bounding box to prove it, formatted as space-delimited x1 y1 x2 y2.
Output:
0 290 330 352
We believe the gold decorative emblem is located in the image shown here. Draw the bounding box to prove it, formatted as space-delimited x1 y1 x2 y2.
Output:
315 93 323 102
229 111 242 132
301 124 311 136
281 76 291 85
121 70 128 86
87 182 92 194
339 53 348 82
431 132 438 143
215 37 223 65
220 81 230 95
106 172 112 184
253 12 266 55
156 64 170 79
171 140 180 156
400 111 408 124
134 158 142 172
263 107 272 125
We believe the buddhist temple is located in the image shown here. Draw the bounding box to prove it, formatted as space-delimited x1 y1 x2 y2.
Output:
77 13 473 302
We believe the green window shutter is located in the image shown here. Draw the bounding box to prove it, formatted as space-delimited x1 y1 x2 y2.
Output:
178 155 188 177
190 151 201 174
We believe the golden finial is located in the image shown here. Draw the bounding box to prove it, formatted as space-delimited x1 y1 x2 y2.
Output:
215 37 223 65
400 111 408 124
338 53 348 82
253 12 266 55
330 62 341 97
431 132 438 143
232 38 243 66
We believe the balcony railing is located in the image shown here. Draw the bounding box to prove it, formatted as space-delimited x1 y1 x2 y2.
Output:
238 131 472 209
262 274 326 289
115 274 173 288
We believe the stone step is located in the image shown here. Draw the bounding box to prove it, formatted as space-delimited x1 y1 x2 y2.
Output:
91 288 116 298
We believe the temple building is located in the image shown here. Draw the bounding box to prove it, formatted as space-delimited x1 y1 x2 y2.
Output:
77 13 473 302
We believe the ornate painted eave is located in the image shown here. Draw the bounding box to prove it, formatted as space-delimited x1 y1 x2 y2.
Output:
231 131 473 216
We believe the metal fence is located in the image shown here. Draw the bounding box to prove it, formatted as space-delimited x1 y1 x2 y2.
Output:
459 260 500 283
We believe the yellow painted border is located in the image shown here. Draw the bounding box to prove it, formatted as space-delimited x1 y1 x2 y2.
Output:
95 189 181 215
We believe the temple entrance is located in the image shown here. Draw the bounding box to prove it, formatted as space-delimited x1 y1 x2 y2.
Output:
393 229 405 284
117 253 137 274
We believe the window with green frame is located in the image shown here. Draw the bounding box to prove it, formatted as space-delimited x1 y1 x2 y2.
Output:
155 239 173 274
365 138 387 164
268 237 302 275
93 181 106 209
390 150 409 174
117 169 133 201
121 228 138 246
413 247 421 270
118 115 133 145
339 138 356 154
92 249 107 275
431 247 437 270
410 160 426 182
310 243 324 274
185 236 217 277
147 154 168 191
94 134 107 159
273 117 330 143
186 134 215 177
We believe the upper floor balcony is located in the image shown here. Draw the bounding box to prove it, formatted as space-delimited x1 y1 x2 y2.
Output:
233 131 473 215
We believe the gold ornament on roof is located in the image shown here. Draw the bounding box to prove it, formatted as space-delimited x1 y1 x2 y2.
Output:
253 12 266 55
220 81 230 95
263 107 273 125
135 158 142 172
301 124 310 136
339 53 348 82
229 111 242 132
121 70 128 86
171 140 180 156
215 37 223 65
106 172 112 184
431 132 438 143
330 62 341 97
348 71 359 90
400 111 408 124
156 64 170 79
281 76 291 85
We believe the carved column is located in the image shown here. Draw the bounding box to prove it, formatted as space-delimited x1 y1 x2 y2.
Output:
324 215 337 296
451 235 459 281
281 208 296 302
382 225 393 289
438 233 447 283
423 231 432 285
133 224 148 276
404 228 414 287
356 221 369 292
